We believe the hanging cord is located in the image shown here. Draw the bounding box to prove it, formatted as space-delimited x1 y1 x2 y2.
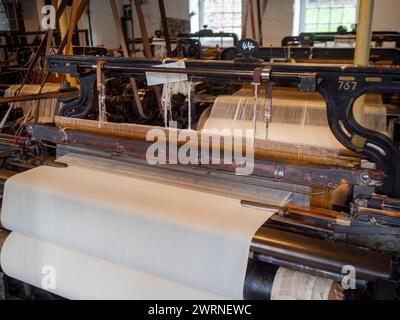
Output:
161 59 172 127
251 67 263 146
96 60 107 127
184 58 193 130
59 127 74 143
187 81 192 130
162 82 172 127
264 80 273 140
160 59 193 129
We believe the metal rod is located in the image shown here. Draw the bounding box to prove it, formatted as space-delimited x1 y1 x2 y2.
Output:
0 91 78 104
99 64 310 83
253 253 368 287
101 64 273 81
251 226 392 281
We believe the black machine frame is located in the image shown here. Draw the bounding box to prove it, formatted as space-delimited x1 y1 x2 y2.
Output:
220 46 400 65
177 26 239 46
282 31 400 48
46 46 400 197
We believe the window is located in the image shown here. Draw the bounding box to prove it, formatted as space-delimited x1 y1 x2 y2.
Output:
190 0 242 35
299 0 358 33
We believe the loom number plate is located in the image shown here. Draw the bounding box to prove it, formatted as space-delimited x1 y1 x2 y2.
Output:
237 39 259 57
338 80 358 91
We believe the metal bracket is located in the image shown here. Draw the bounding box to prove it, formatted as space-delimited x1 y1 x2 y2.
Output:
59 72 97 118
318 72 400 197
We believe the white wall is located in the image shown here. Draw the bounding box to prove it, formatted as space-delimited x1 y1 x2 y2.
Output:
21 0 42 43
257 0 400 47
80 0 189 49
19 0 189 49
20 0 400 48
261 0 294 46
242 0 294 46
372 0 400 31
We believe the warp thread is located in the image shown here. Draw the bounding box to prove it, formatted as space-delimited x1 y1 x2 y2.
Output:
161 59 193 129
96 60 108 128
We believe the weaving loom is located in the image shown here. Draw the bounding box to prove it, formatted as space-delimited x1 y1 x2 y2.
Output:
203 88 387 151
0 40 400 300
4 84 62 124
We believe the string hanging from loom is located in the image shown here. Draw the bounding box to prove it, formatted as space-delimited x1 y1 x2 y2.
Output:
251 80 260 146
161 79 193 129
96 60 108 128
158 59 194 129
203 87 387 165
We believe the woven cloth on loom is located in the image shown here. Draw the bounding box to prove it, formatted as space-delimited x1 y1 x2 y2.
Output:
5 84 61 123
1 154 276 299
202 87 387 160
1 233 225 300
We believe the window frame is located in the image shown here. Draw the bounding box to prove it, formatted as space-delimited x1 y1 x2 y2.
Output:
191 0 243 35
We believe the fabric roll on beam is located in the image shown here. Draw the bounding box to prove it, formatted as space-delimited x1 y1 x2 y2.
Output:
1 154 274 299
204 90 387 153
0 229 9 253
1 233 344 300
5 84 62 123
1 233 225 300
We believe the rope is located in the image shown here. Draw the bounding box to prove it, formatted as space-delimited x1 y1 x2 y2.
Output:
96 60 107 127
160 59 193 129
251 67 263 146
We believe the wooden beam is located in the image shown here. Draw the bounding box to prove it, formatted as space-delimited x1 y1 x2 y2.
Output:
249 0 256 39
158 0 172 57
110 0 152 120
18 0 68 88
56 0 89 54
0 90 79 104
133 0 152 58
256 0 262 45
242 0 249 39
110 0 130 56
64 0 80 56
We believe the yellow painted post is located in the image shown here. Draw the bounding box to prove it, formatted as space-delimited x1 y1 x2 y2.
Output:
353 0 375 125
58 0 77 86
58 3 70 54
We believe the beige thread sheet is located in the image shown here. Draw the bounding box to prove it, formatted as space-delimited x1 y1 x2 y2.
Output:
1 154 274 299
1 233 225 300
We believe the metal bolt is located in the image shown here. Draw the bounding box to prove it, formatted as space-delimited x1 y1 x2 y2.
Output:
361 172 370 182
369 217 377 225
386 241 396 250
274 167 285 179
115 144 125 154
